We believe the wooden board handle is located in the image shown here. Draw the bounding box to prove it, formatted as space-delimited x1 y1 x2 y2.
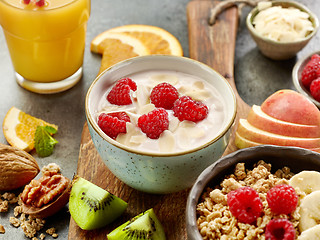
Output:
187 0 251 154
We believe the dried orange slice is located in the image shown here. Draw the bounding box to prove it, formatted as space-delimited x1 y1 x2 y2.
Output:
2 107 58 152
91 24 183 56
94 32 150 74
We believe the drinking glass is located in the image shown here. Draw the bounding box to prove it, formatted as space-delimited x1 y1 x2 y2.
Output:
0 0 90 93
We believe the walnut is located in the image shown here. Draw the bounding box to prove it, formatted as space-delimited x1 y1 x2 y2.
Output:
0 143 39 191
41 163 61 176
21 173 69 208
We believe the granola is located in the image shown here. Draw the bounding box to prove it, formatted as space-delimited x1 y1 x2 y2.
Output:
196 160 303 239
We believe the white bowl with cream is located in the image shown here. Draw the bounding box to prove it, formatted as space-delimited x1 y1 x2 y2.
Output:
85 55 236 194
246 1 319 60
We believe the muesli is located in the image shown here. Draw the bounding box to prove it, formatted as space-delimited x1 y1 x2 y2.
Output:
196 160 305 239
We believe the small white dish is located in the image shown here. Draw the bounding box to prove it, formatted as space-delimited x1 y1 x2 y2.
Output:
246 1 319 60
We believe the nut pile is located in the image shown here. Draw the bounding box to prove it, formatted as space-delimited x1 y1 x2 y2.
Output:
0 159 68 239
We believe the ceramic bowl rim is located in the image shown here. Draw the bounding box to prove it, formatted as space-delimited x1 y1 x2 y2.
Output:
292 50 320 107
246 0 319 46
186 145 320 239
85 55 237 157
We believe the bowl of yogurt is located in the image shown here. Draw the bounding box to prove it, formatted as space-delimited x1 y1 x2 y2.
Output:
246 1 319 60
85 55 236 194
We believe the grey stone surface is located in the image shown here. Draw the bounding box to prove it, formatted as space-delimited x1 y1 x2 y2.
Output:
0 0 319 239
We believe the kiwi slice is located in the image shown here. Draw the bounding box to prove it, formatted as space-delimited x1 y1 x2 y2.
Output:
107 208 166 240
69 176 127 230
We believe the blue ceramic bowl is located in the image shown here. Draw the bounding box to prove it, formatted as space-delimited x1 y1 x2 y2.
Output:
85 55 236 194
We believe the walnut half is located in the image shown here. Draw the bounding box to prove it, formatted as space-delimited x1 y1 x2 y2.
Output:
20 166 71 219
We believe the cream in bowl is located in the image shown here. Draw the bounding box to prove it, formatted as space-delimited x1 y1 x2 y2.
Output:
96 70 227 154
85 55 236 194
246 1 319 60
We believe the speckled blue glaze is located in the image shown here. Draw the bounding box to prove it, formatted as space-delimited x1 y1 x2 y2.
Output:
85 55 236 194
88 121 231 193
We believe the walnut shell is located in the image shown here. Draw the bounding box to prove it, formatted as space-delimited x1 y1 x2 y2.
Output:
0 143 40 191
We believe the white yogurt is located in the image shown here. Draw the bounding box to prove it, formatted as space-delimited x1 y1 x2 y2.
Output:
97 70 227 154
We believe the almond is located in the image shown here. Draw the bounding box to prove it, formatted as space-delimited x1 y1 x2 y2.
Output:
0 143 39 191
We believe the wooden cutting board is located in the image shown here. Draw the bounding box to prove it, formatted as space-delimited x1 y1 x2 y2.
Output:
68 0 251 239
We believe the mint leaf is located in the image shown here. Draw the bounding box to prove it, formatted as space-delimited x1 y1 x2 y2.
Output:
43 125 57 135
34 126 58 157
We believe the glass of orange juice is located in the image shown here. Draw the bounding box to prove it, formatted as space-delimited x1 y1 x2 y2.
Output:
0 0 90 94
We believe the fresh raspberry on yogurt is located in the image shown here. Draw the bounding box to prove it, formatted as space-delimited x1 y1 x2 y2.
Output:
150 82 179 109
138 108 169 139
98 112 130 139
173 96 208 122
107 78 137 105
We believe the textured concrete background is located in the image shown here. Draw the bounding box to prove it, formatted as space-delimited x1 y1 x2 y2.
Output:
0 0 319 239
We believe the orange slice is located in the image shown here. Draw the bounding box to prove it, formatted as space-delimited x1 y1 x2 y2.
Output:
95 32 150 74
2 107 58 152
91 24 183 56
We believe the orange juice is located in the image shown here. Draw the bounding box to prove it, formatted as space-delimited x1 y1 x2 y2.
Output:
0 0 90 84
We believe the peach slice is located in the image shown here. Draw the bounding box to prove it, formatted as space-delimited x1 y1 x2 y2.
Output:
247 105 320 138
237 119 320 149
235 132 320 153
261 89 320 125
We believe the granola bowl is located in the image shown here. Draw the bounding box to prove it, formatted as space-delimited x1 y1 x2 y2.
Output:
186 145 320 239
85 55 236 194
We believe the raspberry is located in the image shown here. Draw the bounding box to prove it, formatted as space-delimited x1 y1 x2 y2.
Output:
35 0 45 6
138 108 169 139
310 77 320 102
173 96 208 122
97 112 130 139
265 219 295 240
107 78 137 105
150 82 179 109
267 184 298 215
301 54 320 90
227 187 263 224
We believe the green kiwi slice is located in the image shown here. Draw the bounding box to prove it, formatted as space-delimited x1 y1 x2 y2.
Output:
107 208 166 240
69 176 127 230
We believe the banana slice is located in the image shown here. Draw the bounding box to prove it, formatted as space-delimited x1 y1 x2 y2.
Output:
289 171 320 195
299 190 320 232
298 224 320 240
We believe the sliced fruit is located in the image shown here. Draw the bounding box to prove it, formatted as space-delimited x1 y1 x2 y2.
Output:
69 176 127 230
91 24 183 56
235 132 320 153
289 171 320 195
107 208 166 240
92 32 150 56
2 107 58 152
237 119 320 149
95 32 150 74
235 132 260 149
247 105 320 138
298 224 320 239
299 190 320 232
261 89 320 126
